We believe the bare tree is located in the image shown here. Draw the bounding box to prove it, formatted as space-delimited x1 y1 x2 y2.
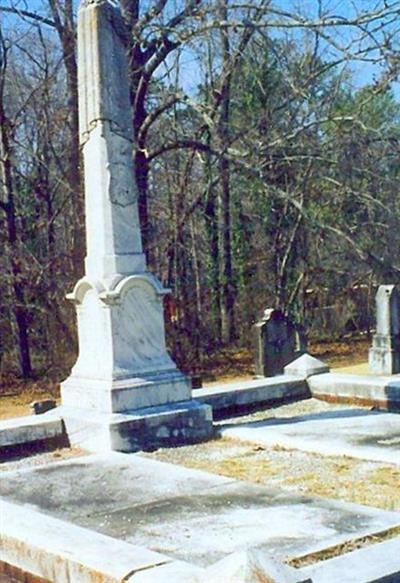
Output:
0 28 32 377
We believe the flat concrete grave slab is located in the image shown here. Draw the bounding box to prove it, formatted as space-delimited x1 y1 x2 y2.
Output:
221 407 400 465
1 453 399 569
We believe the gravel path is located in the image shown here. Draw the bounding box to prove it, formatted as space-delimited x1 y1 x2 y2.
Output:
0 447 85 473
142 399 400 512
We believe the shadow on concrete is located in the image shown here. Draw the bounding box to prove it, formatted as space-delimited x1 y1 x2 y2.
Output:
384 382 400 410
221 407 383 431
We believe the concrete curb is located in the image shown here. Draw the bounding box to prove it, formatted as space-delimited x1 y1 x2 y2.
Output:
309 372 400 410
301 536 400 582
193 375 309 417
0 414 67 458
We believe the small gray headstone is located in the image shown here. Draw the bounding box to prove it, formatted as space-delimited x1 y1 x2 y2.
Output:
369 285 400 375
254 309 307 377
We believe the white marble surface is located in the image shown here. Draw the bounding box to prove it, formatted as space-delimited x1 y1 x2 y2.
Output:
69 276 176 381
222 407 400 464
301 537 400 583
0 415 63 447
61 373 191 413
61 0 213 448
78 0 132 142
62 274 192 412
83 122 146 280
374 285 400 336
112 280 175 376
79 0 146 281
0 499 174 583
284 353 330 378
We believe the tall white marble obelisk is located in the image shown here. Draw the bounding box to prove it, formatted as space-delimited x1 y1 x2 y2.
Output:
60 0 212 451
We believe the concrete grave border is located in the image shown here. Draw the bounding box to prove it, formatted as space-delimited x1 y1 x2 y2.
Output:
0 498 201 583
1 484 400 583
1 359 400 456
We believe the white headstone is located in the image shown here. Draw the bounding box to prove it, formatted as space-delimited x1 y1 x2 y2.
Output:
369 285 400 375
375 285 400 336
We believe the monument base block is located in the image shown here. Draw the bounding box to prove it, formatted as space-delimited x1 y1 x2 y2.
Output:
61 370 191 413
369 346 400 375
61 273 215 450
60 401 214 453
369 333 400 374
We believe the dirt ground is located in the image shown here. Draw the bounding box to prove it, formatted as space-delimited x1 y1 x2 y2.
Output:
0 378 60 421
0 337 370 420
145 437 400 512
143 398 400 514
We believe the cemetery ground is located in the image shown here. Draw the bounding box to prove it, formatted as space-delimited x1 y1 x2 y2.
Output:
1 335 399 520
2 333 400 581
0 335 369 420
1 394 399 518
3 0 400 578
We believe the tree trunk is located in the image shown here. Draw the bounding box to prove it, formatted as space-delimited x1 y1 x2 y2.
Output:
47 0 83 275
0 92 32 378
64 53 83 275
119 0 152 260
217 0 236 343
204 160 222 344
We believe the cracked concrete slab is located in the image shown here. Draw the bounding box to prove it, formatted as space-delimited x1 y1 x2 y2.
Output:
0 453 399 571
221 408 400 465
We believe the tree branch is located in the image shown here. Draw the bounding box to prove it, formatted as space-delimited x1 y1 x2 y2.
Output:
0 6 55 27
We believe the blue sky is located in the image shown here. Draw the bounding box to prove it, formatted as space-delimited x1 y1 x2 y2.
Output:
3 0 399 98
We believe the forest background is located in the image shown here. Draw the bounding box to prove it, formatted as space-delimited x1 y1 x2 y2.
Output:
1 0 400 385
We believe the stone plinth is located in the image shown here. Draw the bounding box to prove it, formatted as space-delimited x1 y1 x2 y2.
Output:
61 274 191 413
369 285 400 375
284 353 329 378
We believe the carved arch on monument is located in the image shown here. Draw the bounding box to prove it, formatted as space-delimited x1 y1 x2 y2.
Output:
66 277 106 305
110 273 171 301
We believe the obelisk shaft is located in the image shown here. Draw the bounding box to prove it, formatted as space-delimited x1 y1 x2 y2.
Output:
78 0 146 281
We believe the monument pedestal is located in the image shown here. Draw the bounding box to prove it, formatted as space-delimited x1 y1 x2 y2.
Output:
60 401 213 453
369 335 400 375
61 274 213 452
61 274 192 412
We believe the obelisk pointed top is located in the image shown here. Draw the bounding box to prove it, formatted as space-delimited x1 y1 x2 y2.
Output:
79 0 118 7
